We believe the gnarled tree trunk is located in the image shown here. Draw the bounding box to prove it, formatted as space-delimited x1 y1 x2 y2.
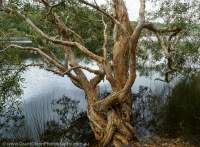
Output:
3 0 145 146
84 0 145 146
3 0 187 144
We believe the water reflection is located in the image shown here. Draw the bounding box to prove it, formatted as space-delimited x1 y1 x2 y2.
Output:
1 63 199 145
19 65 171 142
0 63 172 142
0 97 25 141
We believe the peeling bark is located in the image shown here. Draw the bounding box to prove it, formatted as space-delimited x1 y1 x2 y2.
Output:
3 0 147 146
85 0 145 146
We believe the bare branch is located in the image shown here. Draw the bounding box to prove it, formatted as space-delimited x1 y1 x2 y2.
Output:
49 50 61 64
40 66 66 77
1 63 44 71
131 0 145 39
103 62 116 88
40 1 85 44
80 65 104 75
124 53 137 90
53 13 84 44
6 44 67 71
143 23 182 34
79 0 128 33
95 0 146 107
50 9 92 95
138 0 145 25
79 0 119 25
62 65 104 75
47 1 64 16
127 0 145 91
102 16 108 59
172 33 182 47
155 32 167 52
47 68 65 76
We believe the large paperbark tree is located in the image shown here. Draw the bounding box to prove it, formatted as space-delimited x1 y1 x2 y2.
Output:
1 0 182 146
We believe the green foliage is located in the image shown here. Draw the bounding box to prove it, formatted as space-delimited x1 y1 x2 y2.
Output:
0 65 24 112
0 0 110 61
0 48 25 110
40 96 92 144
139 0 200 75
0 51 25 141
157 74 200 144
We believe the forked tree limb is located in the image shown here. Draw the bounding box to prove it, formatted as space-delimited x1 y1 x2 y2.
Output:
172 33 183 47
45 68 66 76
90 74 105 88
143 22 182 33
62 65 104 75
92 55 137 112
50 10 90 93
5 44 66 71
41 0 65 16
126 0 145 91
51 10 85 83
92 0 146 111
144 22 182 50
154 32 170 57
53 13 84 44
51 7 103 104
97 15 115 88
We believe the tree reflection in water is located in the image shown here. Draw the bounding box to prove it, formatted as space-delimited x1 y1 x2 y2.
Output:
1 74 200 145
41 96 93 144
